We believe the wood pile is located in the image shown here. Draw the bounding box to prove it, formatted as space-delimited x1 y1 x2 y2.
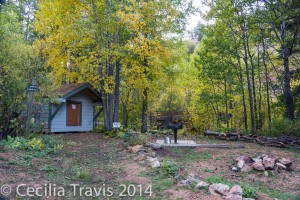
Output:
204 130 300 149
232 154 293 172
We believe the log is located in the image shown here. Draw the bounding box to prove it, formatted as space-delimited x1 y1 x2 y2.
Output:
205 130 300 149
204 130 240 138
146 142 244 149
204 130 223 136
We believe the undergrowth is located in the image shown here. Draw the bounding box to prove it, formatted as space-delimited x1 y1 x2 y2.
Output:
0 135 62 157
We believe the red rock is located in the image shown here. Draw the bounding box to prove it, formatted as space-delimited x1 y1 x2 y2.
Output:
236 155 253 164
241 163 254 172
209 183 229 196
253 161 265 171
237 159 245 169
263 157 275 170
225 185 243 200
278 158 293 166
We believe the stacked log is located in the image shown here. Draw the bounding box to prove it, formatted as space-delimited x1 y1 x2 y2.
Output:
204 130 300 149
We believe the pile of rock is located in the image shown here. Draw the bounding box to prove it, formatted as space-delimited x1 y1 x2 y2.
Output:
127 145 162 168
233 154 293 172
177 176 254 200
176 174 200 187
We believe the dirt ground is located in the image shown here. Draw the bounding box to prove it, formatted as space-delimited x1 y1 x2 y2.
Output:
0 133 299 199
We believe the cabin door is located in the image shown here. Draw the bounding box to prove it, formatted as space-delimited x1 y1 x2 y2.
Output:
67 102 81 126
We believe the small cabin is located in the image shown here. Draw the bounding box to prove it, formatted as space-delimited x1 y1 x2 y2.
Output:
34 83 102 133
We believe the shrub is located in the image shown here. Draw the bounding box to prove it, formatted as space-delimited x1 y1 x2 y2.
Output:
77 169 91 180
2 135 61 155
161 159 180 177
261 117 300 137
124 132 147 146
241 184 257 199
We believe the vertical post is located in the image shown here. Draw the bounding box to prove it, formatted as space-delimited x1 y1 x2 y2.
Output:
174 129 177 144
25 90 34 137
25 79 38 137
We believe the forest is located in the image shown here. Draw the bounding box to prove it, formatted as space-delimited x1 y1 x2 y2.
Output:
0 0 300 138
1 1 300 199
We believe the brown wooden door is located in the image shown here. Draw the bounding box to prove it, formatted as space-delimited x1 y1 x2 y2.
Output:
67 102 81 126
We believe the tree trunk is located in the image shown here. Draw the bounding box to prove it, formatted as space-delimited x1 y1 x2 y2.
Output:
107 31 113 131
98 66 110 130
113 30 121 123
242 25 255 132
257 45 263 130
141 88 148 133
224 79 229 129
246 36 258 130
230 26 248 131
261 36 272 129
210 78 220 126
281 14 294 120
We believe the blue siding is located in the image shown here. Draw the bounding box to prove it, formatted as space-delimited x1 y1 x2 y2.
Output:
51 91 94 132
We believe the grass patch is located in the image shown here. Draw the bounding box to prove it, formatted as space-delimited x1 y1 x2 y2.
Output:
139 169 174 192
254 182 296 200
170 148 212 162
77 168 92 180
42 165 57 173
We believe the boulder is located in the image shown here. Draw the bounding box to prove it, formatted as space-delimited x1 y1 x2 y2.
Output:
241 163 253 172
146 156 160 168
253 161 265 171
263 157 275 170
252 157 262 163
151 160 160 168
225 185 243 200
177 179 193 187
236 155 253 164
209 183 230 196
137 151 146 160
186 174 200 183
151 151 157 158
275 162 286 169
128 145 143 153
195 181 209 189
232 166 239 171
147 143 162 150
278 158 293 167
237 159 246 169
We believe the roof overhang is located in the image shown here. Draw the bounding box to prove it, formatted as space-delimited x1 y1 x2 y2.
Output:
60 83 102 103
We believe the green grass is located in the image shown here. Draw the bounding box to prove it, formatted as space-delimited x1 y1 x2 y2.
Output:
139 169 174 192
170 148 212 162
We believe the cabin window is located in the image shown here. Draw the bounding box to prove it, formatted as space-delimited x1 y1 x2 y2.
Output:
67 102 81 126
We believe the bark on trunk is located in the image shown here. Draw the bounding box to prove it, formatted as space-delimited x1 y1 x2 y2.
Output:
230 26 248 131
261 36 272 128
242 25 255 132
257 46 263 130
281 15 294 120
141 88 148 133
98 66 110 130
246 37 258 130
224 79 229 129
113 30 121 123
